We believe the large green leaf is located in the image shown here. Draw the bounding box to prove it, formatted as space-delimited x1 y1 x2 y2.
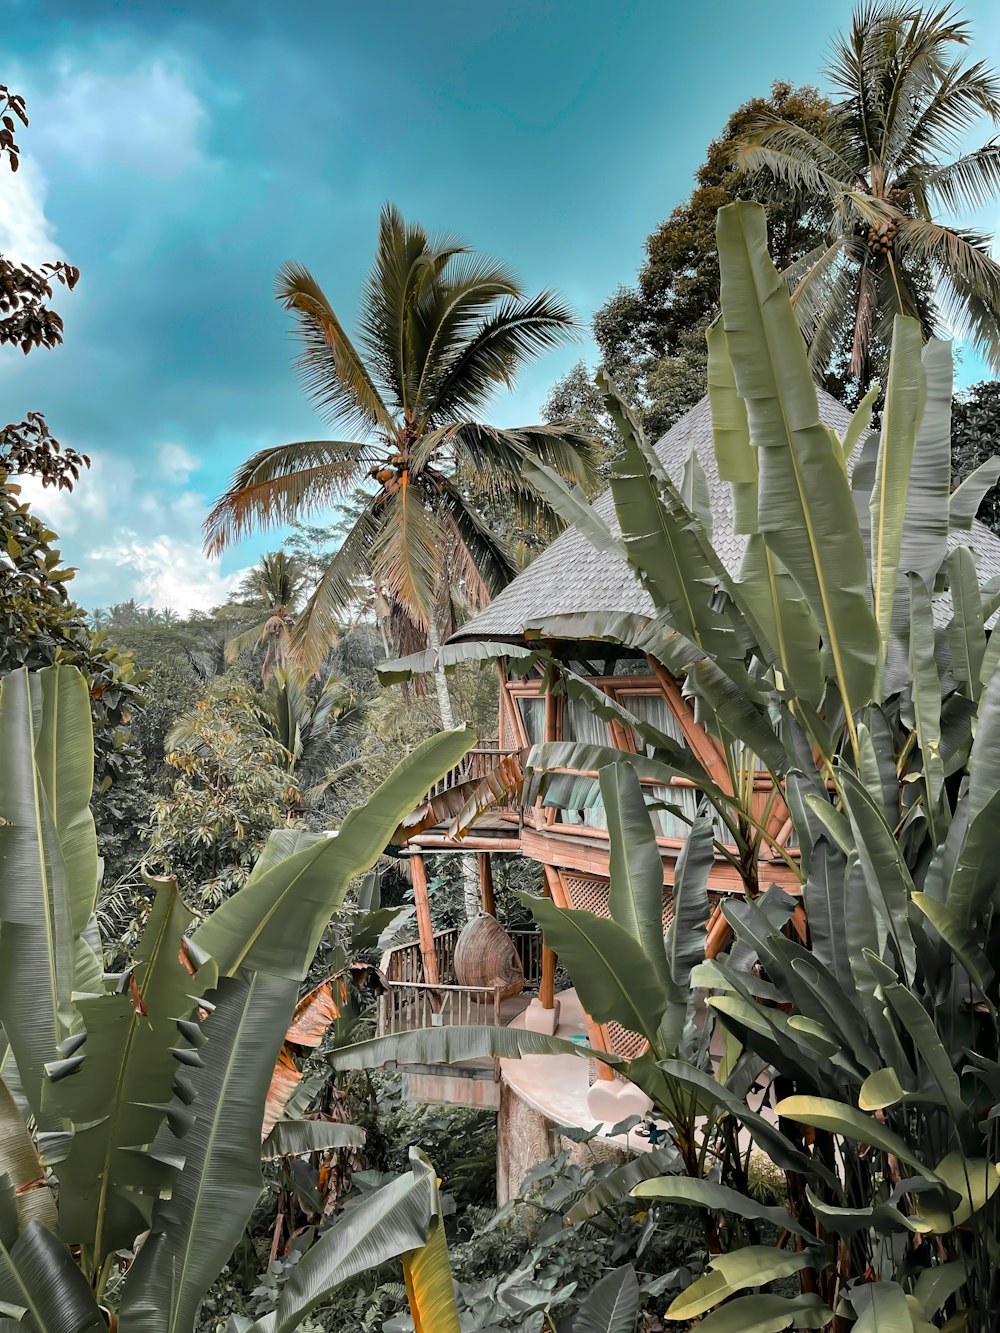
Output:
631 1176 811 1240
0 1220 104 1333
564 1145 681 1224
193 726 476 979
691 1293 833 1333
908 575 945 843
839 761 916 982
572 1265 639 1333
601 763 672 993
0 1080 55 1235
521 456 624 556
913 1152 1000 1233
716 201 879 733
946 545 986 701
327 1025 622 1075
949 457 1000 531
944 663 1000 923
120 971 299 1333
773 1095 939 1176
48 879 214 1267
260 1148 446 1333
911 892 994 997
667 1247 819 1321
897 339 952 591
0 668 97 1126
870 316 925 670
522 896 666 1048
667 810 713 992
262 1120 365 1159
846 1281 919 1333
377 642 538 685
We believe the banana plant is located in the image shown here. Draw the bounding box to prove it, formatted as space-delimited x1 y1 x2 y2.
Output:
0 663 476 1330
356 200 1000 1327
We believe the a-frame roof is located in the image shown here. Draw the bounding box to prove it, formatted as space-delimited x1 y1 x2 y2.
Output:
452 389 1000 645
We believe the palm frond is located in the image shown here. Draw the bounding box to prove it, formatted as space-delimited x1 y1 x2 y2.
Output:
289 505 382 675
276 262 396 437
434 477 518 603
915 140 1000 212
203 442 371 554
369 475 442 630
419 290 577 423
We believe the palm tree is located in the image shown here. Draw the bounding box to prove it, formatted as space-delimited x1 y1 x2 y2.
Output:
733 2 1000 385
204 205 592 725
224 550 307 685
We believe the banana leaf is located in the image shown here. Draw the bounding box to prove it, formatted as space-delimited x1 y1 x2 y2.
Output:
949 457 1000 531
47 878 214 1266
262 1120 364 1159
563 1144 681 1224
401 1150 461 1333
0 1080 55 1235
377 643 538 686
631 1175 812 1241
773 1095 940 1176
120 970 299 1333
716 201 879 731
666 1247 819 1321
522 896 665 1048
0 668 98 1126
946 545 986 701
602 763 672 993
870 316 925 669
257 1148 451 1333
193 726 476 980
327 1025 623 1074
944 664 1000 923
690 1293 832 1333
0 1219 104 1333
521 456 624 556
897 339 952 592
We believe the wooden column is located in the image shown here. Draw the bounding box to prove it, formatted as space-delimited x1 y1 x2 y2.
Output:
539 864 558 1010
477 852 496 917
409 852 440 986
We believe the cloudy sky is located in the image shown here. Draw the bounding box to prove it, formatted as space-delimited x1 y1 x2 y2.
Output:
3 0 999 613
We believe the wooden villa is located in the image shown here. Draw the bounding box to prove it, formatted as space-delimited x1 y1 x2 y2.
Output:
377 389 1000 1198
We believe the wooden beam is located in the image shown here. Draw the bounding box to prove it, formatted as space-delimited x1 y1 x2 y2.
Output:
647 656 734 796
477 852 496 916
409 853 440 987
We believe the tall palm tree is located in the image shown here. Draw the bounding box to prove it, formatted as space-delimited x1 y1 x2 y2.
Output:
204 205 592 723
733 2 1000 385
224 550 306 685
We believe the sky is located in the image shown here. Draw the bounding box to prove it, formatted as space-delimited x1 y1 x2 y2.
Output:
2 0 1000 613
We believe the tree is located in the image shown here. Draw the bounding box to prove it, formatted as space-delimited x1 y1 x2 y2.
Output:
735 2 1000 388
204 204 594 731
951 378 1000 532
585 81 831 433
224 550 308 684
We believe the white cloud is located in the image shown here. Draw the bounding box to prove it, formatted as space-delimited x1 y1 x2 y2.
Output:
157 442 199 483
33 60 206 180
17 449 249 615
0 153 64 267
91 532 248 615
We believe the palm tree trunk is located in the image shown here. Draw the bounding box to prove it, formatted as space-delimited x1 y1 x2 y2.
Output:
426 616 479 919
426 617 456 730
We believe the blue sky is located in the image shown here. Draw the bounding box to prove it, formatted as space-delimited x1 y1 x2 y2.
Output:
3 0 999 612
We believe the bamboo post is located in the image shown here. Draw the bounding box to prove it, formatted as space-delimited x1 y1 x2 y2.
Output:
477 851 497 917
409 853 440 987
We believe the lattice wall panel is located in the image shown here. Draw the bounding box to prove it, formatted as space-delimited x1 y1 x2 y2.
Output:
560 872 676 932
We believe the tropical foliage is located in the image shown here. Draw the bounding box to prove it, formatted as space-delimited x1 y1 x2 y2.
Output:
203 205 595 684
0 662 476 1331
338 198 1000 1329
735 1 1000 387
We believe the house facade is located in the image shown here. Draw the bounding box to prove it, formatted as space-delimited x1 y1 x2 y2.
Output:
376 389 1000 1198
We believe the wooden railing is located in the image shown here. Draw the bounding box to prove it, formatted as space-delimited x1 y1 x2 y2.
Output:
381 927 542 990
426 738 518 805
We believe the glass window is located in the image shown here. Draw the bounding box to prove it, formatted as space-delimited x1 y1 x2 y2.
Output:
618 691 685 750
516 695 545 746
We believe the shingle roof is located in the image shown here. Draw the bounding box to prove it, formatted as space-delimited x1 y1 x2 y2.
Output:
452 388 1000 644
